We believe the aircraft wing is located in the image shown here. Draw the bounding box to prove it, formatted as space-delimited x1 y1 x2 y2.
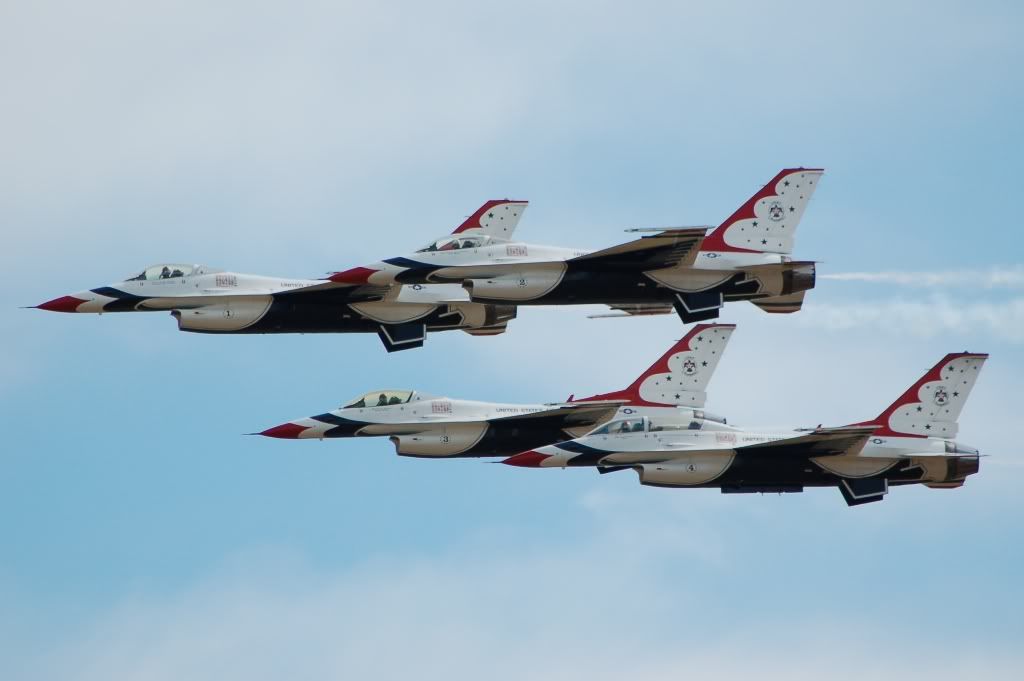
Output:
489 400 627 430
273 281 392 302
610 426 878 466
360 401 626 436
569 228 706 272
737 426 878 458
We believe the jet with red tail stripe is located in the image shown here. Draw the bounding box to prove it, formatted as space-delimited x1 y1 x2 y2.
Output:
328 168 823 324
31 200 528 352
257 324 735 457
503 352 987 507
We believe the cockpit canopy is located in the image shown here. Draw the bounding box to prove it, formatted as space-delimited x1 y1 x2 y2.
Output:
343 389 414 409
416 235 493 253
126 264 197 281
589 417 649 435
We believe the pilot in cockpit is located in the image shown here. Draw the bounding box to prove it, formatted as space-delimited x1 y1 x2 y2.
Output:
377 393 389 406
160 266 171 279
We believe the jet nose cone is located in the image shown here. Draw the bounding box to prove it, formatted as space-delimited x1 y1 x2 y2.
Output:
258 422 310 439
327 267 380 285
502 450 552 467
36 295 89 313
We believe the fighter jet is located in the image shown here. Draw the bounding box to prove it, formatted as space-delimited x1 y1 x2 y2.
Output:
503 352 987 506
328 168 822 324
258 323 735 457
32 201 526 352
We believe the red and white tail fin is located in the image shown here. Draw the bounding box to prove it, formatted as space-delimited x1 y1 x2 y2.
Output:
576 323 735 407
701 168 824 255
452 199 528 239
852 353 988 438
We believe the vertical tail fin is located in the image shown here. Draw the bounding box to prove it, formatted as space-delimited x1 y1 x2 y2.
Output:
852 353 988 438
452 199 529 240
751 290 806 315
701 168 823 255
576 324 736 407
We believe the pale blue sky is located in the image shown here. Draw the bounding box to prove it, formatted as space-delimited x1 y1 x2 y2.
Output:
2 1 1023 679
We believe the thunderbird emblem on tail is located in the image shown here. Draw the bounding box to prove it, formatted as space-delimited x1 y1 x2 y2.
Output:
31 201 527 353
330 168 824 325
34 170 824 349
258 324 736 458
504 345 988 508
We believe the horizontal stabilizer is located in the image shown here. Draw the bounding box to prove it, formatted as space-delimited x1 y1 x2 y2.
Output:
751 291 806 314
463 323 509 337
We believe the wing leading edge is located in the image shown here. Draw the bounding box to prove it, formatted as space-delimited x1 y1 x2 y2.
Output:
738 426 877 458
488 400 627 432
569 228 707 272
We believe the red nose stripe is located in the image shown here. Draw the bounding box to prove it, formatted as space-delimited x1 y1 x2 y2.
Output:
36 295 88 313
502 451 551 467
259 423 309 439
328 267 379 284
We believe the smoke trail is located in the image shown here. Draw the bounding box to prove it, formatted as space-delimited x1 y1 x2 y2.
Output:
821 266 1024 288
800 297 1024 343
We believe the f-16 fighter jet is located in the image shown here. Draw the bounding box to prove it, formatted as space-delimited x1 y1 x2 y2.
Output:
32 201 526 352
258 324 735 457
503 352 987 507
329 168 822 324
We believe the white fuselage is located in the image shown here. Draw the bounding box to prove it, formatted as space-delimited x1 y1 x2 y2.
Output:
360 238 805 307
368 239 786 284
536 420 975 485
75 269 321 312
290 396 711 440
46 264 511 334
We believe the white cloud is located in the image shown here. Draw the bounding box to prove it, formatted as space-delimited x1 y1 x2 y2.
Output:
821 267 1024 288
12 487 1020 681
2 4 1022 677
2 0 1018 270
798 296 1024 343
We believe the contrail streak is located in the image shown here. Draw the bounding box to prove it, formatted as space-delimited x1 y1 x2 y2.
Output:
820 266 1024 288
800 297 1024 343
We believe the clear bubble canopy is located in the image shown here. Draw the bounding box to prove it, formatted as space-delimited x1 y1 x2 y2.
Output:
123 264 228 281
416 235 492 252
342 390 416 409
124 264 207 281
